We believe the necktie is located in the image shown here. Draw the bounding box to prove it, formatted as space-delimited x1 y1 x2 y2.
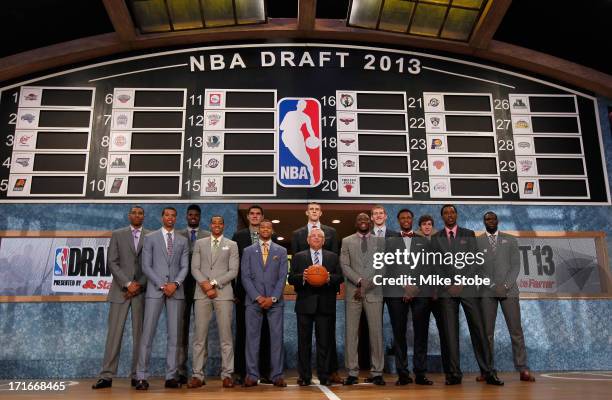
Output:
361 236 367 253
251 231 259 245
167 232 173 256
133 229 140 250
262 242 269 264
489 234 497 253
377 229 383 237
190 229 196 242
401 231 414 238
213 238 219 252
313 251 320 265
448 230 455 247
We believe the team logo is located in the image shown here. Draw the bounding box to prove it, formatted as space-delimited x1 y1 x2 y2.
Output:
431 138 443 149
109 178 123 193
513 99 527 108
338 116 355 125
113 135 127 147
116 94 131 103
340 94 354 108
277 98 322 187
21 113 36 123
524 181 535 194
208 93 222 106
13 178 26 191
116 113 128 127
340 176 358 193
18 134 33 145
433 160 445 170
430 116 440 127
428 98 440 107
515 119 529 129
54 247 69 276
82 280 97 289
340 138 355 146
110 157 126 168
342 159 356 168
433 182 447 192
518 141 531 149
207 113 222 126
15 157 30 167
206 135 221 148
205 178 219 193
519 159 533 172
206 158 220 168
24 93 38 101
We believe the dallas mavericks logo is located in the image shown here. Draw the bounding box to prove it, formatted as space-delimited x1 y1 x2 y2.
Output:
277 98 322 187
54 247 69 276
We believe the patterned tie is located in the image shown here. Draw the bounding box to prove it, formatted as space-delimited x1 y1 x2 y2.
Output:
489 234 497 254
190 229 196 243
251 230 259 245
213 238 219 252
313 251 320 265
262 242 269 264
133 229 140 251
361 235 367 253
401 231 414 238
377 229 383 237
167 232 173 256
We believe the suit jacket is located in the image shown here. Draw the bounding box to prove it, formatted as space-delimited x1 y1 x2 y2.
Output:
477 232 520 296
340 233 385 302
232 228 279 300
177 228 211 258
384 233 433 297
291 224 339 255
288 249 343 314
106 226 150 303
430 226 480 297
240 241 288 305
371 227 401 238
191 236 239 301
142 229 190 299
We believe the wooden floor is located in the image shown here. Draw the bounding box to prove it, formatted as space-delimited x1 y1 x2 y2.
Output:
1 372 611 399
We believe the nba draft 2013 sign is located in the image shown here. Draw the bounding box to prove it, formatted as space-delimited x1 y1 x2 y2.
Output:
277 98 322 187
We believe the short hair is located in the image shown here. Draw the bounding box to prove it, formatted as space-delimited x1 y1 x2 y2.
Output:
129 205 144 214
371 204 386 213
259 219 273 227
248 204 264 214
307 202 321 209
161 207 177 216
187 204 201 214
210 215 224 223
483 211 497 219
397 208 414 219
418 214 434 226
308 227 326 239
440 204 457 216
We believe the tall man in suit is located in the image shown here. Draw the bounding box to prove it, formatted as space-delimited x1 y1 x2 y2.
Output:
176 204 211 383
371 204 400 238
93 206 148 389
134 207 189 390
188 215 239 389
384 209 437 386
341 213 386 386
478 211 535 382
430 204 503 386
289 228 343 386
231 205 277 384
290 202 342 384
241 220 288 387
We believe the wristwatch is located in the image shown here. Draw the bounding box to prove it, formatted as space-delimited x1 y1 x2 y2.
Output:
210 279 218 287
174 281 181 288
271 297 278 303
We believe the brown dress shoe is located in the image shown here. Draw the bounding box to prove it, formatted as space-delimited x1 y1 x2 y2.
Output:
329 372 343 384
243 377 258 387
520 371 536 382
273 378 287 387
475 375 486 382
222 377 235 388
187 377 204 388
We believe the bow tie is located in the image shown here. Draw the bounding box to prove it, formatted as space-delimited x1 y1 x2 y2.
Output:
401 231 414 238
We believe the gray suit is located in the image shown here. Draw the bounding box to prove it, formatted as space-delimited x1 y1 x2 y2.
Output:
136 229 189 380
99 226 148 380
176 227 210 376
340 233 385 378
191 236 239 379
477 232 529 371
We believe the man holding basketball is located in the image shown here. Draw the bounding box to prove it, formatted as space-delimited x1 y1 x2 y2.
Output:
289 228 343 386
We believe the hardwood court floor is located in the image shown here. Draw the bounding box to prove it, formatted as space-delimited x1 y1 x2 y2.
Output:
1 372 611 400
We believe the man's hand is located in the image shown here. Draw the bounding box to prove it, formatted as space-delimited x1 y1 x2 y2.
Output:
163 282 178 297
256 296 266 308
201 280 218 299
353 287 363 301
402 285 419 302
261 297 274 309
127 281 141 295
447 284 463 297
494 284 508 298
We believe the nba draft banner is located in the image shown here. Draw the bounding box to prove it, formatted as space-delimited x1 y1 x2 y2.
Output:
0 237 110 295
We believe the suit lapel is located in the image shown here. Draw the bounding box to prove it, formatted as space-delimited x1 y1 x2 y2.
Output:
159 230 170 263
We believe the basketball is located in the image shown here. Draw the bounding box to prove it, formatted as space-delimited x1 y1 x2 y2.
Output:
305 264 329 287
305 136 321 149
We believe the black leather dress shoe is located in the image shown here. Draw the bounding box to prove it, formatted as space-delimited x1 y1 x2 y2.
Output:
131 378 138 387
260 377 273 384
486 374 504 386
396 374 413 385
343 376 359 385
135 380 149 390
165 378 182 388
92 379 112 389
297 378 311 386
318 378 331 386
415 375 433 385
178 374 188 385
445 376 462 385
234 376 244 385
366 376 386 386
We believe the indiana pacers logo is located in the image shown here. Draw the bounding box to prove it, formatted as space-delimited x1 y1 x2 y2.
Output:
277 98 322 187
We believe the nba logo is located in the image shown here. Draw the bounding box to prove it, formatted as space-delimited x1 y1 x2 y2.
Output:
54 247 69 276
277 98 322 187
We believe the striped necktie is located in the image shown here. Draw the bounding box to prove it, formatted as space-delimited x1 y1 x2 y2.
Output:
167 233 173 256
262 242 269 264
313 251 320 265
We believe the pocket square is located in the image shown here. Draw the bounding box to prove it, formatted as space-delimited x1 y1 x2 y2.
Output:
222 246 229 250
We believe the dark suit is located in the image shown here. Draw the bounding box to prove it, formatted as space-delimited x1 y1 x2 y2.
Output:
288 249 343 381
291 224 339 255
430 227 493 380
98 226 148 380
231 228 278 380
384 233 444 378
478 232 529 372
176 227 210 377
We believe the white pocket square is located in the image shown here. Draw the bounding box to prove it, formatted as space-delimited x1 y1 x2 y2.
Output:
222 246 229 250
